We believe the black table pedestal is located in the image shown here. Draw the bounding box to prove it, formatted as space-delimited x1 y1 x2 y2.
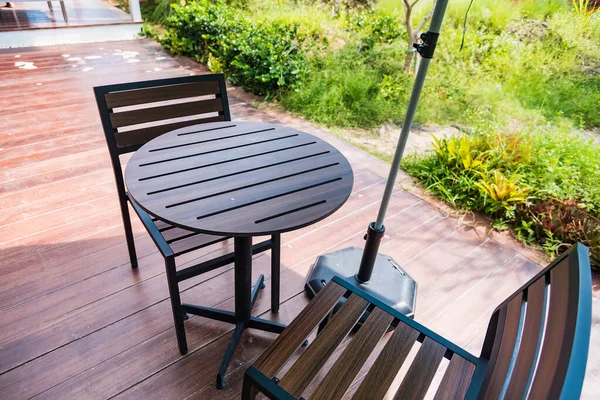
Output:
181 237 287 389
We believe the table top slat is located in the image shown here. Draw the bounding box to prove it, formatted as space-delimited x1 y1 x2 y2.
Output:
129 126 302 167
132 152 341 210
125 122 353 237
126 138 326 192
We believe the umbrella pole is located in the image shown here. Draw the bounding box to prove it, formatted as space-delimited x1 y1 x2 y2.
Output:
356 0 449 283
305 0 450 319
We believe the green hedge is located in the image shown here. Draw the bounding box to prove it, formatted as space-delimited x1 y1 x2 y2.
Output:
161 0 314 97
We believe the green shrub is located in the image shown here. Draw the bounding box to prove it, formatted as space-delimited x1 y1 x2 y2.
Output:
161 0 314 97
140 0 176 23
403 128 600 268
152 0 600 128
346 10 405 43
281 44 412 128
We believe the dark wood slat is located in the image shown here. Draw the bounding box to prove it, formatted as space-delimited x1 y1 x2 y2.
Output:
352 322 420 400
154 219 172 231
504 278 547 397
481 293 524 399
253 282 347 378
128 126 300 169
169 233 229 256
109 98 224 128
393 337 447 400
114 116 225 148
158 162 347 218
279 294 369 397
161 226 199 242
528 258 575 399
134 150 339 208
105 81 221 108
311 307 393 400
188 173 352 236
125 122 354 237
433 355 476 400
128 142 328 203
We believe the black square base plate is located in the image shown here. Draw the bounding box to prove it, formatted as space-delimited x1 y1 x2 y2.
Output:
305 247 417 318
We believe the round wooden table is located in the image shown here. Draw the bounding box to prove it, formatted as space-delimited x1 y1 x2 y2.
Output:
125 121 353 387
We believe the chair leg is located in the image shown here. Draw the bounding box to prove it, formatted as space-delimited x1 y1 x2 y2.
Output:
271 234 281 313
47 1 53 11
165 256 188 355
241 374 259 400
59 1 67 22
120 200 138 269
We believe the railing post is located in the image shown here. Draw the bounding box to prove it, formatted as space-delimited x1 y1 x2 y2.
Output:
129 0 142 22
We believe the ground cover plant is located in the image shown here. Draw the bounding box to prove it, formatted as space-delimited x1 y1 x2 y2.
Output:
145 0 600 267
403 125 600 268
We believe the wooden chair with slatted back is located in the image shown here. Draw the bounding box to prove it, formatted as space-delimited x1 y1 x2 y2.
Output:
94 74 282 356
243 243 592 400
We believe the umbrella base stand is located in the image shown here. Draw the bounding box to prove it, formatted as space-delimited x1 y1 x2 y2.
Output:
305 247 417 319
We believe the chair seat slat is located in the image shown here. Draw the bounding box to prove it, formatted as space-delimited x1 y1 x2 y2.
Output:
352 322 419 400
279 294 369 398
311 307 393 400
393 337 446 400
433 354 476 400
161 226 199 242
154 219 172 231
253 282 347 378
168 233 229 256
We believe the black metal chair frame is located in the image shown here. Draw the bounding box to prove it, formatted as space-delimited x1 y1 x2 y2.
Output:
243 243 592 400
94 75 282 357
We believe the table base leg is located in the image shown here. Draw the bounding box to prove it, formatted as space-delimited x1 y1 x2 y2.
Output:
217 322 244 389
182 274 287 389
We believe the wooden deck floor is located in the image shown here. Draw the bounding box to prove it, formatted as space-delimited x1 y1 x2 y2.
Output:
0 39 598 399
0 0 132 32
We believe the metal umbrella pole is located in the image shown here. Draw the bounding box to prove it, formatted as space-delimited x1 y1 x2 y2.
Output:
305 0 450 317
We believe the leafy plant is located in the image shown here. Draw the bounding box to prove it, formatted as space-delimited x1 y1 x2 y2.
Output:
519 198 600 269
571 0 600 24
281 44 412 128
161 0 314 97
143 0 600 268
432 135 484 170
140 0 177 23
346 10 405 43
476 171 530 213
404 128 600 269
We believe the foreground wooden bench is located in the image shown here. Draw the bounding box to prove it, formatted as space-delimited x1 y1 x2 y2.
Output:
243 243 592 399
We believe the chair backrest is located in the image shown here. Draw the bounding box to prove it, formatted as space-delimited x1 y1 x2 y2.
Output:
474 243 592 400
93 74 230 195
246 244 591 400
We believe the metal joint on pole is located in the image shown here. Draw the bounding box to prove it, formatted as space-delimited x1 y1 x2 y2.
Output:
414 31 440 59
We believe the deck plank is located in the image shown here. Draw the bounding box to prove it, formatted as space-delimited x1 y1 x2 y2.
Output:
0 39 597 400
